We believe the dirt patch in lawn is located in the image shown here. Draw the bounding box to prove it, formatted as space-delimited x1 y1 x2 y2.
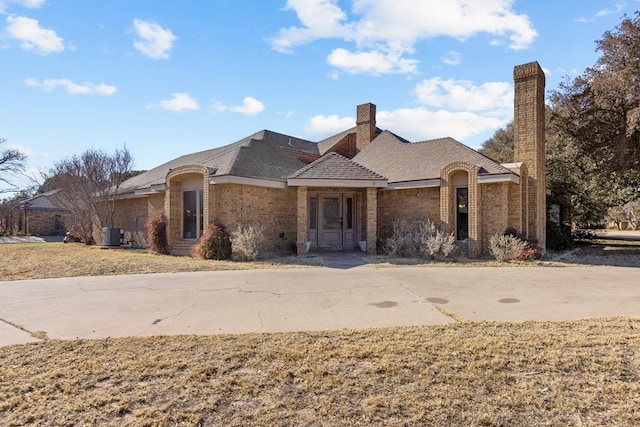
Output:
1 318 639 426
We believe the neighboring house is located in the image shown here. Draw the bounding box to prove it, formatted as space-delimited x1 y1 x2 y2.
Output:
13 189 76 236
112 62 546 257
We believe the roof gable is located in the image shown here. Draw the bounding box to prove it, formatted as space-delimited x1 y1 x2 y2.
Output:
353 131 511 183
289 152 386 181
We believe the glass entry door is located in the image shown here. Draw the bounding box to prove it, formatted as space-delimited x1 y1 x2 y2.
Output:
314 193 355 250
319 195 342 248
183 189 203 240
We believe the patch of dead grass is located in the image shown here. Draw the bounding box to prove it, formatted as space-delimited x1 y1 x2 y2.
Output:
0 243 319 281
1 318 639 426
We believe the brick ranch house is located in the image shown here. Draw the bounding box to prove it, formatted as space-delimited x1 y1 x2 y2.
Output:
112 62 546 258
11 189 76 236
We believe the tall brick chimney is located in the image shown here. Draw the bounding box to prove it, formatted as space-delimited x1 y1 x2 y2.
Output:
513 61 546 250
356 102 376 153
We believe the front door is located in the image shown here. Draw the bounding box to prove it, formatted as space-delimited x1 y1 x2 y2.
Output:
319 195 342 248
183 189 203 240
313 193 355 250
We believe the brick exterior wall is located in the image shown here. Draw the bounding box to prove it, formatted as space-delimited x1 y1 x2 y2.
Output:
365 187 377 254
480 183 509 254
22 209 70 236
356 103 376 153
165 166 209 249
377 187 440 239
514 62 546 249
111 197 148 245
213 183 298 252
296 186 308 253
440 162 481 257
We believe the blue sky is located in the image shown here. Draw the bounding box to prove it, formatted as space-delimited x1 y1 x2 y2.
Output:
1 0 637 192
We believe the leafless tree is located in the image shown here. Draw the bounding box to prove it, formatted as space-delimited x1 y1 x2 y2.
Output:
48 146 134 243
0 138 27 194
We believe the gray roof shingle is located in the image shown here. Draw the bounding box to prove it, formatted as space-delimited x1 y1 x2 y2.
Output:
19 189 70 211
289 152 385 181
117 130 317 194
353 131 511 183
117 120 514 194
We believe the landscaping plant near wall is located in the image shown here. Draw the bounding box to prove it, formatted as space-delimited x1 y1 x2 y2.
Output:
145 210 168 255
383 218 456 260
194 223 232 260
489 228 542 262
230 225 265 262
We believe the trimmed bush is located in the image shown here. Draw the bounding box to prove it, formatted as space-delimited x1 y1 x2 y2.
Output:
194 223 232 260
231 225 265 261
145 210 168 254
384 218 455 260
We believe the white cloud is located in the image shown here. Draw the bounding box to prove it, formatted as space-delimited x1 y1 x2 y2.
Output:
271 0 538 75
0 0 45 13
5 16 64 54
230 97 265 115
327 48 418 75
377 108 505 142
213 97 265 116
442 51 461 66
303 108 505 142
132 18 177 59
25 78 117 95
304 114 355 138
270 0 350 54
413 77 512 113
304 74 512 142
158 92 199 112
596 1 626 17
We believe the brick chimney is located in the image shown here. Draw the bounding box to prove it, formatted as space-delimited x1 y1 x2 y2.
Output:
356 102 376 153
513 61 546 250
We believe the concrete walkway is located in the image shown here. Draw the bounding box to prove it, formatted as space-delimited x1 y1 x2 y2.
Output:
1 262 639 347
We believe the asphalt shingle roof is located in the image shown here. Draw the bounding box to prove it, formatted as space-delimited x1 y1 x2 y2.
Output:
289 152 386 181
117 130 317 194
353 131 511 183
117 120 513 194
19 189 70 210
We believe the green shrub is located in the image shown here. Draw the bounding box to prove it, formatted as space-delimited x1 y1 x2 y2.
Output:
145 210 168 254
384 218 455 260
231 225 265 261
194 223 232 260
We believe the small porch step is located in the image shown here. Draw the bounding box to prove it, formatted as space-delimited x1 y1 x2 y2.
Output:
171 240 197 256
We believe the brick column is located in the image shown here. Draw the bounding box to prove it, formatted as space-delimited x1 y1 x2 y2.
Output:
467 169 480 258
296 186 308 254
366 187 377 255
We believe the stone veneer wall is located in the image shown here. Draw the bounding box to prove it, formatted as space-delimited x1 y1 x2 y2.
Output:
376 187 441 240
213 183 298 252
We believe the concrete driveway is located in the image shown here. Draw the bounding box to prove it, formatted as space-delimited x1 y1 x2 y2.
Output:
1 264 639 347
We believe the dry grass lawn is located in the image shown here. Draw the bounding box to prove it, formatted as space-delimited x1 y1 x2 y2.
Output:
1 240 639 425
0 243 319 281
1 319 639 426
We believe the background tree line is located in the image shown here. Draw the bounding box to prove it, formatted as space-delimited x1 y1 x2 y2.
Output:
481 12 640 230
